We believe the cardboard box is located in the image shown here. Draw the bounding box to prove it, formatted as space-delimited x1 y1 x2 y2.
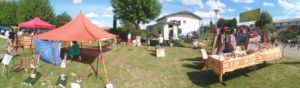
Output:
156 48 165 57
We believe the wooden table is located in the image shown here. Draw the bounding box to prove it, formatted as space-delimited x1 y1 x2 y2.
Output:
207 47 283 82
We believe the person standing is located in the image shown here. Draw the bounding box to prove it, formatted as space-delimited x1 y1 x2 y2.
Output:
8 29 15 45
158 34 164 46
127 32 131 44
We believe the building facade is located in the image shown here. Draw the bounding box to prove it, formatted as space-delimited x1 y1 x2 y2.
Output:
273 18 300 30
148 11 202 40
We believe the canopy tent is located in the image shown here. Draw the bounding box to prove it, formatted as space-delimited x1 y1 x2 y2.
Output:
34 12 116 84
35 12 116 41
18 17 55 30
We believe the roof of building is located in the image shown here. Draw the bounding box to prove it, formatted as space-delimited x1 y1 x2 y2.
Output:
156 11 201 22
274 18 300 23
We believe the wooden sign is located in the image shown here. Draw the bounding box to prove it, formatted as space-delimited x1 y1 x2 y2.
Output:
156 48 165 57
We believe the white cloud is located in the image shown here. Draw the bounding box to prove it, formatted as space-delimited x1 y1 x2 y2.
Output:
91 20 109 28
244 7 252 10
86 12 99 19
226 8 235 12
181 0 204 8
205 0 226 11
160 0 173 2
278 0 300 10
100 6 113 18
73 0 82 4
278 0 300 19
194 10 221 25
263 2 275 7
233 0 255 3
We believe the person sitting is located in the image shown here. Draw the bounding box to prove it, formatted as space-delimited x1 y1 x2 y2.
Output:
68 41 80 60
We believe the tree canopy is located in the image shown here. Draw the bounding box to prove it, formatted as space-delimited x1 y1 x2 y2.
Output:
112 0 161 35
255 11 273 43
0 0 72 28
17 0 55 24
0 0 56 26
55 12 71 27
217 18 237 28
0 1 18 26
255 11 273 29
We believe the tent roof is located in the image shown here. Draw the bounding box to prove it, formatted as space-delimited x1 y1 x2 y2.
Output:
34 12 116 41
18 17 55 30
0 26 10 30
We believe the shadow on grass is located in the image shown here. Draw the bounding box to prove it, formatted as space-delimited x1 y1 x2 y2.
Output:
181 57 206 70
61 46 112 64
281 62 300 65
184 58 272 87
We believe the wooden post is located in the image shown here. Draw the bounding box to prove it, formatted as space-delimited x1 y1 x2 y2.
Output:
96 41 100 78
100 42 110 84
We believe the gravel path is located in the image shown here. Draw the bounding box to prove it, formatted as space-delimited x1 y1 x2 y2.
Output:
283 45 300 59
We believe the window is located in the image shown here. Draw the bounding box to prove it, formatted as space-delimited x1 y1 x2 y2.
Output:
183 20 186 24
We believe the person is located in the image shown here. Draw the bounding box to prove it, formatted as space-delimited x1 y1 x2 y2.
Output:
224 28 237 53
127 32 131 44
17 30 23 36
8 29 15 46
147 36 152 49
68 41 80 60
158 34 164 46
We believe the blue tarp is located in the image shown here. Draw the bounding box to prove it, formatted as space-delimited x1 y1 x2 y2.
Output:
33 38 62 65
0 26 9 30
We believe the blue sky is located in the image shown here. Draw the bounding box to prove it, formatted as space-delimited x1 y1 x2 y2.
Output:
50 0 300 28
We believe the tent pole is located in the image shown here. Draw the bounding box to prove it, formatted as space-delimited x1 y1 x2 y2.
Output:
96 41 100 78
100 41 109 84
80 41 83 61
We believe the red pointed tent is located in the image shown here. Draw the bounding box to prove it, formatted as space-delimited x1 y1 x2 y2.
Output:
34 12 116 41
19 17 55 30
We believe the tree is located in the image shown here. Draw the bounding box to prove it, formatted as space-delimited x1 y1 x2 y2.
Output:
255 11 273 43
55 12 71 27
111 0 161 35
0 1 18 26
279 29 298 40
111 14 118 34
217 18 237 28
17 0 55 24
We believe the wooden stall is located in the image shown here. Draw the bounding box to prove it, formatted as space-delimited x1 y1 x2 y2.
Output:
207 47 283 82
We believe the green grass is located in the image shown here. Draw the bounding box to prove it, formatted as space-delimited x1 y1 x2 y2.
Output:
0 38 300 88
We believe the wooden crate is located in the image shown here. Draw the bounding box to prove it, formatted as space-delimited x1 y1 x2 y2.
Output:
18 36 34 48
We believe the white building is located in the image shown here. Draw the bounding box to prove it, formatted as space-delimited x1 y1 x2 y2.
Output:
154 11 202 39
273 18 300 30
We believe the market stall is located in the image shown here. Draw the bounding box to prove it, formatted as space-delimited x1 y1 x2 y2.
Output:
18 17 56 48
207 47 282 82
34 12 116 87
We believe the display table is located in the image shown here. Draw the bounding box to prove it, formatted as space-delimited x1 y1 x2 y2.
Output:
207 47 282 82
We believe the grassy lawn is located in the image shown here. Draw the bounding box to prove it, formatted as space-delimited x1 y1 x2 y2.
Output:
0 38 300 88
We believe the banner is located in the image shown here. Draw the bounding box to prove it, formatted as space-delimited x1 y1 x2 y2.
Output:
240 8 260 22
33 38 62 65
